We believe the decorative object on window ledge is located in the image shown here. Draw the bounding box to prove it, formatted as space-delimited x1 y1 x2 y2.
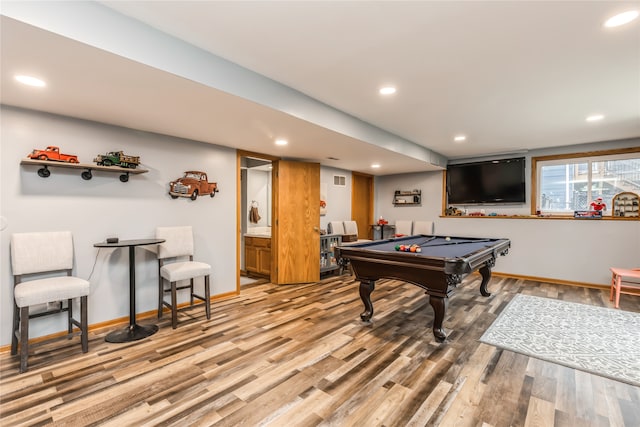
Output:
169 171 218 200
612 192 639 218
445 206 464 216
589 197 606 212
573 210 603 219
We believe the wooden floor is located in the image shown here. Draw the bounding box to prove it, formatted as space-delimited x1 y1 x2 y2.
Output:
1 274 639 426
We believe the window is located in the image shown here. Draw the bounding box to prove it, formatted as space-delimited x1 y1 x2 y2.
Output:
533 148 640 216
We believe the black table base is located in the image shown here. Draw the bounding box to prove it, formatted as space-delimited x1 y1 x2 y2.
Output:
94 238 165 344
105 323 159 343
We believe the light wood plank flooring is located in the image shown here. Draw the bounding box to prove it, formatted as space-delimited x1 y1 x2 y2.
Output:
1 274 639 426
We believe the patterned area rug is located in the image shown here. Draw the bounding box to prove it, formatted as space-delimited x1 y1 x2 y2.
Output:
480 294 640 386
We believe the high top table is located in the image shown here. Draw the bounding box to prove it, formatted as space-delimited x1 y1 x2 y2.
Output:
94 238 165 342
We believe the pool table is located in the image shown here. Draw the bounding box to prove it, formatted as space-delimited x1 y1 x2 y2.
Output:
335 235 510 341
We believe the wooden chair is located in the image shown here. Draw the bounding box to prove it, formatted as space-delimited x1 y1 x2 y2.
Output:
10 231 90 373
609 267 640 308
156 226 211 328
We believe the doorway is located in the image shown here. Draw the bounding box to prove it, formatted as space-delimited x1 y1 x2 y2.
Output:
351 172 374 239
237 152 323 289
238 151 279 289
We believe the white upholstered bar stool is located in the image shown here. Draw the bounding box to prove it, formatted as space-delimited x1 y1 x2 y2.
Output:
328 221 345 236
413 220 435 235
343 220 372 243
10 231 90 373
394 220 413 237
156 226 211 328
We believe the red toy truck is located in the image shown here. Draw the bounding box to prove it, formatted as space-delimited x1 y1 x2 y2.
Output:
27 146 79 163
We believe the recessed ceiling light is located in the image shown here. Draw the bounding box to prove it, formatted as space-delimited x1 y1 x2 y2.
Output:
604 10 639 28
275 139 288 146
454 135 467 142
15 75 46 87
379 86 396 95
586 114 604 122
371 164 381 169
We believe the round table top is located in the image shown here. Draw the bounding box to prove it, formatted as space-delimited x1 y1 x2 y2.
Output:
93 238 165 248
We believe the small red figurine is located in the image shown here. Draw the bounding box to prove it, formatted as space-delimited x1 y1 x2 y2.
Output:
590 197 606 211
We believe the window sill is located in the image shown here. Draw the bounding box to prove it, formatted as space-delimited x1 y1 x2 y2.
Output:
439 214 639 221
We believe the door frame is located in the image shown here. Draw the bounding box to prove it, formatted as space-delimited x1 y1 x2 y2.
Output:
237 150 280 291
351 171 374 239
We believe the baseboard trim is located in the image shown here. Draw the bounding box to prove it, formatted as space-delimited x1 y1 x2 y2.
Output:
0 290 239 354
491 271 609 290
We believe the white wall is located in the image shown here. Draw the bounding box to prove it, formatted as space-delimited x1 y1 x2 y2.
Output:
376 171 444 226
246 169 271 229
375 141 640 286
1 106 237 345
319 166 352 232
435 217 639 285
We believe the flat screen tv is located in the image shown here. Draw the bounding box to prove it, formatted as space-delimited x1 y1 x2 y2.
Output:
446 157 526 205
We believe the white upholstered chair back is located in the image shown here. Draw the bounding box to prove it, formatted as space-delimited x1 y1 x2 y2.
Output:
156 226 194 259
155 225 211 328
394 220 413 236
342 221 372 243
328 221 345 235
343 221 359 236
10 230 89 373
11 231 74 275
413 221 434 235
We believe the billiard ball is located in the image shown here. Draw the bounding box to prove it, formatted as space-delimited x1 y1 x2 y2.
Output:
445 237 451 241
395 245 400 251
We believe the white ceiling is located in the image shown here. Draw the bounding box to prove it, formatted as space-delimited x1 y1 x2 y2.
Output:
2 1 639 175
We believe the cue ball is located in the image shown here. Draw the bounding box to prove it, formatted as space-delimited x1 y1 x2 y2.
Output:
445 236 451 241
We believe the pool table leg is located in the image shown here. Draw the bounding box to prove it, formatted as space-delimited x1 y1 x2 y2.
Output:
429 296 447 342
478 264 492 297
359 280 375 322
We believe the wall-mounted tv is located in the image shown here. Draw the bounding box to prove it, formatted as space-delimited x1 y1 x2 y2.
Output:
446 157 526 205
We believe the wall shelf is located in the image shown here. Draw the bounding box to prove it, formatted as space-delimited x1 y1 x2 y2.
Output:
21 158 148 182
612 192 639 218
320 234 341 275
393 189 421 206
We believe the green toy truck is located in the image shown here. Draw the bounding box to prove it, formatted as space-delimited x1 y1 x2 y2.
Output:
94 151 140 169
